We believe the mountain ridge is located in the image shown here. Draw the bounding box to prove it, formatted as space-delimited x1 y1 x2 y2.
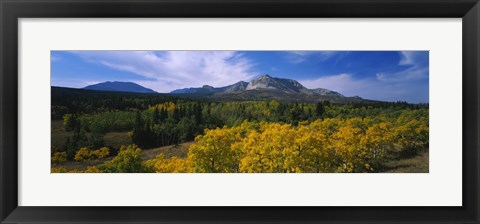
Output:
83 81 156 93
80 76 368 103
171 75 344 97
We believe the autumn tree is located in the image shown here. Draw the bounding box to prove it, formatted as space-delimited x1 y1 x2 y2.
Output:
238 123 293 173
63 113 77 131
51 151 67 164
91 147 110 159
151 154 191 173
188 127 242 173
74 147 91 162
98 145 153 173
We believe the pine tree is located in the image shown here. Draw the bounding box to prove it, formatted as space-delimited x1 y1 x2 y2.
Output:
315 101 325 117
152 107 160 124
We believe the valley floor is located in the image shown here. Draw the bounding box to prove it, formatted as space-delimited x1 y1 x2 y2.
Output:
383 150 429 173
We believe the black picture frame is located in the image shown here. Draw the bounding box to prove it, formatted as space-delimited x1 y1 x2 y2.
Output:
1 0 479 223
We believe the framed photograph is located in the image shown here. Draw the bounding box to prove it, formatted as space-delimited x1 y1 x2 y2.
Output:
1 0 479 223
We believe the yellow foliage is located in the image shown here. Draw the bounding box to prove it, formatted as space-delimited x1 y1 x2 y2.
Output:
51 166 67 173
85 166 101 173
152 154 192 173
237 123 294 173
74 147 91 162
188 127 242 172
91 147 110 159
151 102 177 112
98 144 152 173
184 113 427 173
51 151 67 164
129 108 429 173
74 147 110 161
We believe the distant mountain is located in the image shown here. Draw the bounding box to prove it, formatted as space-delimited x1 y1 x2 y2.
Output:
244 75 343 97
171 81 249 94
169 75 350 103
221 81 250 93
171 75 343 96
83 81 156 93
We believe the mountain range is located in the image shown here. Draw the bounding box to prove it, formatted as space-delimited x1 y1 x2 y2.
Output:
168 75 365 103
171 75 343 97
80 75 366 103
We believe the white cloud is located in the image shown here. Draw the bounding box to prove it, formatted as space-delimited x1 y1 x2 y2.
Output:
399 51 421 66
285 51 342 64
376 51 429 82
68 51 258 92
317 51 341 61
51 55 61 62
300 73 374 97
51 78 102 88
285 51 313 63
299 51 428 103
300 73 428 103
61 50 428 103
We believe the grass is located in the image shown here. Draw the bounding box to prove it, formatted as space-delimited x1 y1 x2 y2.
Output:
51 120 131 149
51 120 73 148
140 142 192 160
103 132 132 148
383 150 429 173
53 157 112 171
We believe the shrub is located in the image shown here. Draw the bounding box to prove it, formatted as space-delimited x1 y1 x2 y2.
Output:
51 151 67 164
98 145 154 173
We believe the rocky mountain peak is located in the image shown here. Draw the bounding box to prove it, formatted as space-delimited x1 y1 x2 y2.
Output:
170 75 345 98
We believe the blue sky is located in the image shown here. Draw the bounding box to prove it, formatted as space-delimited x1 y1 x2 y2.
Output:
51 50 429 103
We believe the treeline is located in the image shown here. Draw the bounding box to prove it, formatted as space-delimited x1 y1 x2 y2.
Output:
53 99 428 162
51 86 183 119
52 109 428 173
52 86 426 120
